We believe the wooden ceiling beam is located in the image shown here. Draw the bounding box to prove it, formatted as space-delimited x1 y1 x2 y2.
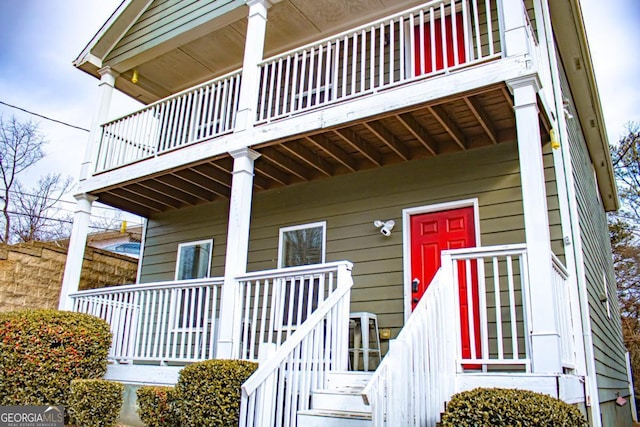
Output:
305 135 357 172
364 121 410 161
428 105 467 150
254 160 291 185
333 128 383 166
105 188 165 213
279 140 334 177
192 163 232 187
211 157 271 190
139 180 199 205
261 147 310 181
157 175 217 201
175 169 231 198
396 113 438 155
126 183 185 209
464 96 498 144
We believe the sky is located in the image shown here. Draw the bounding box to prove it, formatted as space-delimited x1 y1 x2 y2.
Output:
0 0 638 222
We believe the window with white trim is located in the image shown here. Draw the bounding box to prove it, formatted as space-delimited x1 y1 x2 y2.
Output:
278 222 326 268
175 239 213 281
277 222 327 326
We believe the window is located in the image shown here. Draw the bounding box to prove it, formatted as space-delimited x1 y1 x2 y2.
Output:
175 239 213 280
277 222 327 327
278 222 326 268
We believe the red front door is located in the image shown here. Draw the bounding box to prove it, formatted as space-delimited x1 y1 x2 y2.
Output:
410 206 481 363
413 13 467 76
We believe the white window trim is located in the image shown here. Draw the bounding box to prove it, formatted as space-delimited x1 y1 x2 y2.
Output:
175 239 214 281
401 198 481 322
277 221 327 268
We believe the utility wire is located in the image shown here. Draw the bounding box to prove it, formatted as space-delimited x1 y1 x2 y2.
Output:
0 100 90 132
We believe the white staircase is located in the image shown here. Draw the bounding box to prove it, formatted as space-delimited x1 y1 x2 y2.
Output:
297 371 373 426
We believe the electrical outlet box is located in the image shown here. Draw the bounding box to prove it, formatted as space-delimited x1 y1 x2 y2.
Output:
379 328 391 340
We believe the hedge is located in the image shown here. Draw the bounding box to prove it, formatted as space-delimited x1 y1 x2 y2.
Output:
68 379 123 427
174 359 258 426
441 387 588 427
0 309 112 407
137 386 179 427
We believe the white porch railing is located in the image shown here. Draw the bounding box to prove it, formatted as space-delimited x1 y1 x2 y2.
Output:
70 278 224 363
552 253 576 370
239 261 353 427
362 268 457 427
256 0 501 122
236 262 347 361
95 69 242 172
444 244 531 371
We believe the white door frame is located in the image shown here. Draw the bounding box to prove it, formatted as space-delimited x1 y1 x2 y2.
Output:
401 198 481 322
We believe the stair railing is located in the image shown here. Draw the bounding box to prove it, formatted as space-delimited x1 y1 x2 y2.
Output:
239 261 353 427
362 266 457 427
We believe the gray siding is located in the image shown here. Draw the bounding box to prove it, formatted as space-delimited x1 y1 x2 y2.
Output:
560 62 631 416
141 141 564 344
105 0 244 65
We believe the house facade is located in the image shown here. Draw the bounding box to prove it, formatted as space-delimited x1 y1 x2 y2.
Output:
60 0 634 425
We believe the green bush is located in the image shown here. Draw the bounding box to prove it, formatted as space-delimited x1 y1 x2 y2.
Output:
441 387 588 427
0 309 112 407
137 386 179 427
174 359 258 426
68 379 123 427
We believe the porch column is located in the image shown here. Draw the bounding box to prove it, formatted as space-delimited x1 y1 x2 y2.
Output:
79 66 119 181
58 193 98 311
217 148 261 359
234 0 271 132
508 75 562 374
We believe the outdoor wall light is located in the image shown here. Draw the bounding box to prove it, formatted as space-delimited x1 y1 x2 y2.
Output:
374 220 395 237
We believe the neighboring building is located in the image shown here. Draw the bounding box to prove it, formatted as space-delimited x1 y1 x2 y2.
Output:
0 241 137 312
59 0 634 426
87 224 143 258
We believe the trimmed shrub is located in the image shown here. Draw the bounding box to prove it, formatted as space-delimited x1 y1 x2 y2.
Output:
137 386 179 427
175 359 258 426
0 309 112 407
441 387 588 427
68 379 124 427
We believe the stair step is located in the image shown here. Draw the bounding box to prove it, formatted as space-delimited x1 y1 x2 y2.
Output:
326 371 373 390
297 409 372 427
311 388 369 413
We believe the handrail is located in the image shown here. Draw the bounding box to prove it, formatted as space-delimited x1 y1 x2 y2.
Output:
69 277 224 297
241 262 352 395
236 260 352 281
551 252 569 279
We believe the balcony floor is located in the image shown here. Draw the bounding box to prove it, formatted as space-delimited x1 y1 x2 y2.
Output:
94 82 549 217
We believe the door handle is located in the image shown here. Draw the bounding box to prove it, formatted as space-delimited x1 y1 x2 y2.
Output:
412 278 420 293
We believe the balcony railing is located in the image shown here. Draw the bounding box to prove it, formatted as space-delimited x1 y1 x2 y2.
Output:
95 70 242 172
70 261 354 365
256 0 501 122
91 0 511 174
552 253 576 370
70 278 224 363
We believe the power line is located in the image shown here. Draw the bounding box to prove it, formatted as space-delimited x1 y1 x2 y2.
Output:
0 100 90 132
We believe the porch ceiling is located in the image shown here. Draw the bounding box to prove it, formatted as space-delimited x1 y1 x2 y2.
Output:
94 84 550 217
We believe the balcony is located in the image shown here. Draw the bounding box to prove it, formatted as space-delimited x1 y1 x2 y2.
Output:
86 0 547 217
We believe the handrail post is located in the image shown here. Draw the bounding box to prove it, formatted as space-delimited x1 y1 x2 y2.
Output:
256 343 277 427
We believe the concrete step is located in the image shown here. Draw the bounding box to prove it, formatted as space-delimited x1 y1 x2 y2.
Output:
326 371 373 390
297 409 372 427
311 387 369 413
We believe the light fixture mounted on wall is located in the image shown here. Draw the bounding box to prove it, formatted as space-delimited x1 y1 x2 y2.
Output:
374 220 395 237
131 69 139 84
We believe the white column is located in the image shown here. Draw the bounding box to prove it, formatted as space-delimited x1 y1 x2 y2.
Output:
500 0 532 58
509 75 562 374
79 66 119 181
58 193 98 311
216 148 261 358
234 0 270 132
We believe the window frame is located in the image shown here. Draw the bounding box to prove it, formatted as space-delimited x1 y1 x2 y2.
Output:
174 239 214 281
277 221 327 269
